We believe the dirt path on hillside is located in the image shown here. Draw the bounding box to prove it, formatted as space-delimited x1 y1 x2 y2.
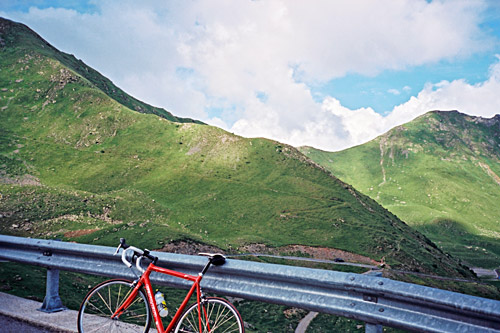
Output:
239 244 383 266
295 311 318 333
156 241 383 266
378 137 387 187
471 267 499 279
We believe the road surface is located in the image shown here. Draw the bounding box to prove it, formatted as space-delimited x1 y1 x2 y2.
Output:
0 313 59 333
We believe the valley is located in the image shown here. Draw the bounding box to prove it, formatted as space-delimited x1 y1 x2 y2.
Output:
2 16 500 331
300 111 500 269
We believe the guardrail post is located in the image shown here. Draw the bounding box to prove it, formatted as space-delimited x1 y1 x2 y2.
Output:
1 235 500 331
365 323 382 333
38 268 66 313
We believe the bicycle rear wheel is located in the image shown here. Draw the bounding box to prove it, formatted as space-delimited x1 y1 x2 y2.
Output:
174 297 244 333
77 279 152 333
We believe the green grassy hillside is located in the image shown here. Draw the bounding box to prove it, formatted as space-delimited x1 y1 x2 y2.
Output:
0 18 200 124
300 111 500 268
0 17 474 279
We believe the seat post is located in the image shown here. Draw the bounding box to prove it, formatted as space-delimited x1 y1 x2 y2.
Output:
201 260 212 275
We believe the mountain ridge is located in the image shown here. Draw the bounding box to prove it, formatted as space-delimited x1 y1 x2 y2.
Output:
300 110 500 268
0 17 201 124
0 17 480 281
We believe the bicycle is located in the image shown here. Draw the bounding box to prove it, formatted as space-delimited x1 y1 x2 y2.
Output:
77 238 245 332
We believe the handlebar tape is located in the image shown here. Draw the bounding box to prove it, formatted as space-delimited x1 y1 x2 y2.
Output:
143 249 158 263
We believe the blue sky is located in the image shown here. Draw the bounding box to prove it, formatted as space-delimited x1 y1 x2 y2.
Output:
1 0 98 13
2 1 500 151
314 53 497 114
316 1 500 114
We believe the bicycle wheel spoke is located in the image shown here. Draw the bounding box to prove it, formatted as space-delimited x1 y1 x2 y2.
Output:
113 322 128 333
201 305 210 332
210 303 231 331
86 324 105 333
221 320 239 333
78 280 151 333
211 308 235 331
108 285 112 313
86 300 108 316
175 298 243 333
114 288 138 318
124 313 148 320
204 302 214 331
125 293 144 309
106 319 114 332
185 307 198 330
96 291 113 314
116 284 122 312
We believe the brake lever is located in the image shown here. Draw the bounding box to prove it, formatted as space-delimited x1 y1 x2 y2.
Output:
114 243 122 256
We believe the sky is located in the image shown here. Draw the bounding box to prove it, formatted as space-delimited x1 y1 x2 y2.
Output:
1 0 500 151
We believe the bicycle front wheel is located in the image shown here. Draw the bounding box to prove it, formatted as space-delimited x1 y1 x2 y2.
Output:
174 297 244 333
77 279 152 333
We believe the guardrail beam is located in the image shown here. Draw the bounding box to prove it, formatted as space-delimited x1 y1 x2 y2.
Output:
1 235 499 332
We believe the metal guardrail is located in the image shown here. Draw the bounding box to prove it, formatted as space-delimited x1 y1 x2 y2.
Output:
0 235 499 332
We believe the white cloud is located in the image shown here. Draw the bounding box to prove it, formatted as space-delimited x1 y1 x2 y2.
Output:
1 0 496 152
315 58 500 150
388 89 401 96
233 56 500 151
205 116 229 131
390 63 500 121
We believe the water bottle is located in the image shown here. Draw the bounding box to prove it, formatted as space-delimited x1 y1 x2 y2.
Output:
155 291 168 317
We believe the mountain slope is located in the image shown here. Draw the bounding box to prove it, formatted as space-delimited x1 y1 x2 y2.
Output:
0 17 200 124
0 17 473 278
300 111 500 268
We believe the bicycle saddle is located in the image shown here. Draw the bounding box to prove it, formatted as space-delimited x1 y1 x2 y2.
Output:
199 252 226 266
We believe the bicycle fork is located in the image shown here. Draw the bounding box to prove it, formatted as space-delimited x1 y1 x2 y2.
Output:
198 295 213 332
111 280 141 320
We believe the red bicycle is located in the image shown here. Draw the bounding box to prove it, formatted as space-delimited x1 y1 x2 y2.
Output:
77 238 244 332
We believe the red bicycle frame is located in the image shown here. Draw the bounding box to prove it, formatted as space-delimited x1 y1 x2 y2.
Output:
112 261 207 333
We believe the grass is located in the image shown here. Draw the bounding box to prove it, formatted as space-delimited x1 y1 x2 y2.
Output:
235 255 369 274
1 17 497 331
300 111 500 268
0 261 309 332
307 314 408 332
2 260 498 332
1 18 473 274
0 18 199 125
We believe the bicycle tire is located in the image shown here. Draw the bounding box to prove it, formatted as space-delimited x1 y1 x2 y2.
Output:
174 297 244 333
77 279 152 333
